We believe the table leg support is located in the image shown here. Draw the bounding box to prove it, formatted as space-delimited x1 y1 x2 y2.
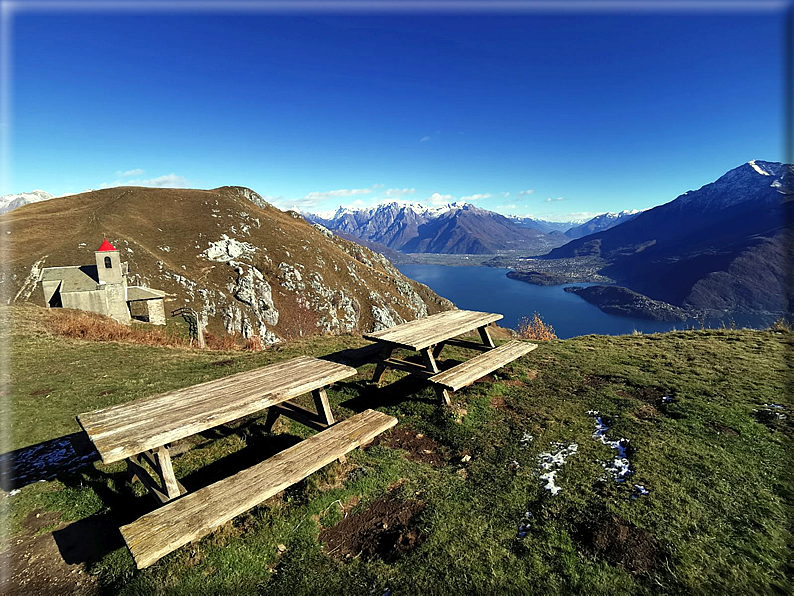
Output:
436 387 452 406
313 388 346 463
263 407 281 433
420 347 440 374
371 346 395 384
478 325 495 348
127 445 186 505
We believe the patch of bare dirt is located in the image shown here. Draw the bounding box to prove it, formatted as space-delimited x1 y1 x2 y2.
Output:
583 374 623 388
29 389 54 397
319 497 425 562
632 386 668 404
490 394 507 409
632 404 660 421
210 358 235 367
0 510 107 596
474 374 496 384
575 513 659 574
368 427 448 466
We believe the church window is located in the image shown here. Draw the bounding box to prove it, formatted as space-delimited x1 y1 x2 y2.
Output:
104 256 112 268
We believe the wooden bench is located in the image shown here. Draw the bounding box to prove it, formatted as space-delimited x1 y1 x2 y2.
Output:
120 409 396 569
428 340 538 404
77 356 397 568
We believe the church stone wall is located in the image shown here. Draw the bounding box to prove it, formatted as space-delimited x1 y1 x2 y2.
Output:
41 281 61 307
146 299 166 325
104 283 131 323
62 289 109 317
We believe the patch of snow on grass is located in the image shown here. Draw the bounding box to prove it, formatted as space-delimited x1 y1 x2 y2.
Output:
519 431 534 448
517 511 533 538
588 411 633 483
755 403 788 420
537 442 578 496
0 438 98 488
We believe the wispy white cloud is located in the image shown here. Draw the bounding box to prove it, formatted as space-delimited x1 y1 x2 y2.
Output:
419 136 431 143
100 173 188 189
502 192 511 198
553 211 599 223
115 168 144 177
460 193 491 201
427 192 455 205
496 204 517 210
545 196 565 202
518 189 535 196
384 187 416 198
301 184 382 204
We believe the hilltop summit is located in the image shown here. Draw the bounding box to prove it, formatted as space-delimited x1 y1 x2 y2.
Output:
1 186 453 342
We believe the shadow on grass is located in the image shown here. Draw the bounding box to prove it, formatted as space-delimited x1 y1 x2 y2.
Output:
52 513 126 565
336 374 439 411
48 427 310 565
320 343 383 367
177 431 304 492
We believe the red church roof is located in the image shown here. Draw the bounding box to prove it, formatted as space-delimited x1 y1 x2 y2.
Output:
97 238 116 252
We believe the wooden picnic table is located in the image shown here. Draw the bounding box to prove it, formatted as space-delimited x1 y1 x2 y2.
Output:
363 309 502 380
363 309 537 404
77 355 397 568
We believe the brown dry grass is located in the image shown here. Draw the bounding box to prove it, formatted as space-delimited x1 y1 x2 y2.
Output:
279 297 320 341
517 312 558 341
47 308 263 351
48 309 189 348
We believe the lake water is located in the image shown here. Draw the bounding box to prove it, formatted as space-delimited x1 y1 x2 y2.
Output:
397 264 776 339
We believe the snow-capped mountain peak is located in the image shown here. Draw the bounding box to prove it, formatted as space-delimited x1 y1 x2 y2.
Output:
0 189 55 214
748 159 774 176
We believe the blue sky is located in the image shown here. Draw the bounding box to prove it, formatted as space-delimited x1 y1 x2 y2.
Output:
7 2 790 221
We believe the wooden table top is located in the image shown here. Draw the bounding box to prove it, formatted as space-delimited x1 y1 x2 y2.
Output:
363 309 502 351
77 356 357 465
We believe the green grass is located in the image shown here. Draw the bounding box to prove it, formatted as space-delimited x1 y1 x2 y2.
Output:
3 305 792 594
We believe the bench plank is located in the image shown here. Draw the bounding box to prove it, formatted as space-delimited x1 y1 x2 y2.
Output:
429 340 538 392
120 409 397 569
78 356 357 464
363 310 502 351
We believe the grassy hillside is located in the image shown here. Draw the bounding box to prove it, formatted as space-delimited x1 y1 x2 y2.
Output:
1 305 791 595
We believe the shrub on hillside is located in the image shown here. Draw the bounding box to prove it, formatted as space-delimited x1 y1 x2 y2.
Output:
517 312 557 341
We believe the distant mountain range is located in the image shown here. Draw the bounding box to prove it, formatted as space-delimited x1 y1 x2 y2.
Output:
563 210 643 240
545 160 793 313
305 202 567 255
506 215 579 234
305 202 653 255
0 190 54 214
